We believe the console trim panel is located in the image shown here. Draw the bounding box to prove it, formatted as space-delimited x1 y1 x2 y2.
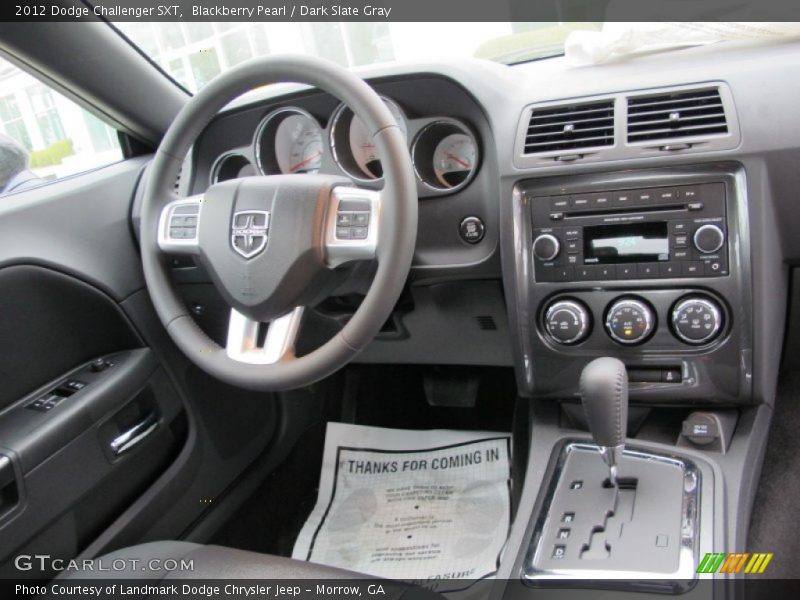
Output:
523 440 702 593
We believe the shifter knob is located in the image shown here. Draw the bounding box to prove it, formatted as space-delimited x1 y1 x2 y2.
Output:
580 357 628 483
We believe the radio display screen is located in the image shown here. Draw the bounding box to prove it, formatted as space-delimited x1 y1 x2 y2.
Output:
584 222 669 264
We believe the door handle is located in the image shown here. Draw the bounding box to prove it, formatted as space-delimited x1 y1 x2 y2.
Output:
109 411 159 456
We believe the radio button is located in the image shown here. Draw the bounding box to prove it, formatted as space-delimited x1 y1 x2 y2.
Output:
694 224 725 254
554 267 574 282
617 264 637 279
682 261 704 277
659 263 680 278
638 263 659 278
588 193 612 208
533 234 561 261
597 265 616 280
687 202 705 211
564 228 581 241
673 249 690 260
679 186 701 201
565 240 581 254
551 196 570 210
657 189 678 202
566 254 580 265
635 190 656 204
570 195 591 209
549 212 565 221
704 259 729 277
576 266 597 280
669 220 691 234
614 191 634 207
673 234 689 248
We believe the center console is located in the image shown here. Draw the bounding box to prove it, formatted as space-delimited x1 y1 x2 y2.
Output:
508 165 752 404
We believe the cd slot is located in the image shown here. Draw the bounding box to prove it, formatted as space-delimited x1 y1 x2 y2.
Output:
563 203 687 219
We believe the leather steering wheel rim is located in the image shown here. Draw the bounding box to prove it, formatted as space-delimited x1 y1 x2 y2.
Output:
140 55 417 391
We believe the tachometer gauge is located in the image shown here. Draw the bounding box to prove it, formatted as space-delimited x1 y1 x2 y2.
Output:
411 120 479 193
432 133 476 188
255 107 324 175
331 98 408 181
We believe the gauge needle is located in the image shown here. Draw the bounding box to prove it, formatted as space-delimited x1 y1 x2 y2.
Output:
446 152 470 168
289 151 322 172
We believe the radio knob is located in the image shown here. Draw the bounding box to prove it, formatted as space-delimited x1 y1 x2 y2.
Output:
693 224 725 254
605 298 655 345
533 234 560 261
544 300 591 345
671 296 724 345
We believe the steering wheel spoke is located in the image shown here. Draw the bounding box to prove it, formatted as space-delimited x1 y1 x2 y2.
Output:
157 194 203 255
225 307 304 365
325 186 381 267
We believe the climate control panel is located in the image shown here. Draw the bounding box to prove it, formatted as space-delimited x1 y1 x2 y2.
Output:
541 292 725 348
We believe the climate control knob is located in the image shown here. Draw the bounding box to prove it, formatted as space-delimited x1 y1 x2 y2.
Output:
544 300 591 345
533 234 560 261
693 224 725 254
671 296 724 345
605 298 655 345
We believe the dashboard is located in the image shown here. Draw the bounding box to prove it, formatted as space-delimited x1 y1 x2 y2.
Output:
165 39 800 405
187 75 499 277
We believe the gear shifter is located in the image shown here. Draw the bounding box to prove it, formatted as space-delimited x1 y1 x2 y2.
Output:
580 357 628 485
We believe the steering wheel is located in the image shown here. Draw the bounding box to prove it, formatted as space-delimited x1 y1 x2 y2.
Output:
140 55 417 391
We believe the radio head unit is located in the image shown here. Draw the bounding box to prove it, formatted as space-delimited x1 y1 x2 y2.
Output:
529 183 728 282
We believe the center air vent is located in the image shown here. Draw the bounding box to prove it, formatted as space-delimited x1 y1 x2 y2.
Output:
524 99 615 155
627 87 728 144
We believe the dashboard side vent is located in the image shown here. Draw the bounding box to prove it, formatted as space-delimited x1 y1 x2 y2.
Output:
524 99 615 155
626 87 728 144
475 315 498 331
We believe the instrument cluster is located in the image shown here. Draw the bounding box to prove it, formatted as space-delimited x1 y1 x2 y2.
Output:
209 97 480 197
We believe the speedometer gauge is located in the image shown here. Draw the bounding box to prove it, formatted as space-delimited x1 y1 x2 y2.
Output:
432 133 476 188
331 98 408 181
255 107 323 175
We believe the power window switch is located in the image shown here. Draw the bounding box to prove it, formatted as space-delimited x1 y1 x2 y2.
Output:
64 379 87 391
351 227 369 240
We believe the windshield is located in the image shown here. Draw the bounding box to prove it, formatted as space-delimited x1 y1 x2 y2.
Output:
116 22 600 93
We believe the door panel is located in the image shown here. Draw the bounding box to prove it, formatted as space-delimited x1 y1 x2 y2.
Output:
0 159 279 579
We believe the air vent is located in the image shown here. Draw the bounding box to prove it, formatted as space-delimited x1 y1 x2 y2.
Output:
627 87 728 144
524 99 615 155
475 315 498 331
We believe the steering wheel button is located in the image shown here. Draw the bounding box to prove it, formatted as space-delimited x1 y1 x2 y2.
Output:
174 204 199 215
351 227 369 240
335 226 352 239
336 213 352 226
353 212 370 226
